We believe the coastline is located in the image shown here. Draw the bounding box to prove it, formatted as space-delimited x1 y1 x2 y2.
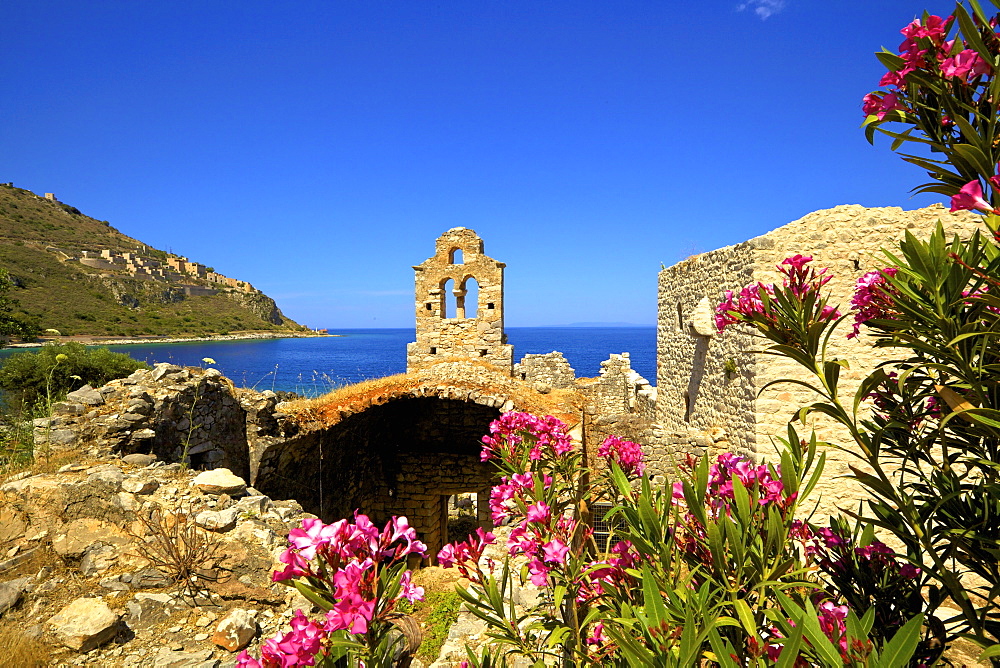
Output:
4 330 339 349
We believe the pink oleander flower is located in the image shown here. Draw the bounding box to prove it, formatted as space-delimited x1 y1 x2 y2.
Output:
941 48 990 81
436 543 458 569
849 267 899 338
242 610 327 668
541 538 570 564
397 570 425 603
507 524 540 557
480 412 574 461
598 434 646 476
817 600 849 656
715 283 775 332
950 179 995 213
436 527 496 579
862 91 906 119
326 592 376 634
900 14 948 44
586 621 606 646
527 557 551 586
272 545 312 582
525 502 551 524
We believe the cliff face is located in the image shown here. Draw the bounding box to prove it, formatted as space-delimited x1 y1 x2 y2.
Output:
0 184 304 336
225 290 288 326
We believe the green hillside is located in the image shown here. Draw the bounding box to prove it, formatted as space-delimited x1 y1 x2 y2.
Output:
0 183 306 337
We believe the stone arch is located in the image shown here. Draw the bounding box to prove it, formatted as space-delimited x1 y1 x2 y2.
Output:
450 248 464 265
441 278 455 319
461 276 479 319
253 388 525 561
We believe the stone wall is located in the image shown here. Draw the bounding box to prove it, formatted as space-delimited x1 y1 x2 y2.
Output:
35 364 264 481
655 204 986 515
407 228 513 372
514 352 577 389
657 240 758 454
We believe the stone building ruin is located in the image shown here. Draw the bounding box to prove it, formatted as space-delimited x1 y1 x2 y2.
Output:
37 226 665 564
407 228 513 372
654 203 986 514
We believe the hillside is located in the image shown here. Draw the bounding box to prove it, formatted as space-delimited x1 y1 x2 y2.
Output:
0 183 306 337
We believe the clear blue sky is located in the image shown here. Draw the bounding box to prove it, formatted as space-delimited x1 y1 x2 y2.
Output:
1 1 957 328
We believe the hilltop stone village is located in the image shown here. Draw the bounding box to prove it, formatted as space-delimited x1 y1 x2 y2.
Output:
0 202 986 666
56 248 256 297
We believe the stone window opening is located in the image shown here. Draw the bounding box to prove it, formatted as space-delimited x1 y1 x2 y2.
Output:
450 248 464 265
683 391 692 423
487 302 495 310
425 303 433 311
677 302 684 331
430 347 437 354
462 277 479 319
442 278 455 318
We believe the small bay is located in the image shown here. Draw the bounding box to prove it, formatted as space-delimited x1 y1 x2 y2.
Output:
1 327 656 396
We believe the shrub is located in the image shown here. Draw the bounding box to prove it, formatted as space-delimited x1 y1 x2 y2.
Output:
0 342 148 408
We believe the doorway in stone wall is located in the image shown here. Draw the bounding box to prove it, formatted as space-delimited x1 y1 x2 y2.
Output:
445 491 491 544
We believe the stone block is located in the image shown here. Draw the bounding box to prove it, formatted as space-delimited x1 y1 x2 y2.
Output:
47 597 119 652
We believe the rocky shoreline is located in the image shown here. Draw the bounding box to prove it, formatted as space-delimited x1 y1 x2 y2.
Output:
5 331 335 349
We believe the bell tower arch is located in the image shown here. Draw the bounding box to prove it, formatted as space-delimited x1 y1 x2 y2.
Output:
406 228 513 373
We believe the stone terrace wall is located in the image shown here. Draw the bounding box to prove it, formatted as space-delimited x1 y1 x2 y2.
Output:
657 240 759 455
514 352 577 389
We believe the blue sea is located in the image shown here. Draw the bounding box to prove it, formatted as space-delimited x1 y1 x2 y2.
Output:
1 327 656 396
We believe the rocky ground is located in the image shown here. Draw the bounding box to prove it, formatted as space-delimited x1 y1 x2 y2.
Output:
0 442 536 668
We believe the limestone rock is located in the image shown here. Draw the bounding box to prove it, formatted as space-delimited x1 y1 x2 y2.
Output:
38 428 78 446
52 518 129 559
152 647 218 668
87 466 125 489
0 581 23 617
122 476 159 494
123 452 157 466
150 363 183 381
66 385 105 406
195 507 239 532
211 608 257 651
192 469 246 496
47 597 119 652
80 543 119 576
125 592 182 630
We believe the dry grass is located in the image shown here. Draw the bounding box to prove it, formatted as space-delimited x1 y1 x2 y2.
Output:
282 363 585 431
0 624 51 667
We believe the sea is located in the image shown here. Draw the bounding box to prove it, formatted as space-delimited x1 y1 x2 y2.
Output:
1 327 656 397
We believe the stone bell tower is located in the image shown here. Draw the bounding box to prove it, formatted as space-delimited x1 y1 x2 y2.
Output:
406 228 513 373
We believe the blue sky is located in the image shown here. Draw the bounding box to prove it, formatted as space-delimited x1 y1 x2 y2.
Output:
1 1 957 328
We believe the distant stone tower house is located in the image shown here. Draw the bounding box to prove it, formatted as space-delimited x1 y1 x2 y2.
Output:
407 228 513 372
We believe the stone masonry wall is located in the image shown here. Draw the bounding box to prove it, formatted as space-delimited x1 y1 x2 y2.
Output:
657 240 759 454
407 228 513 372
514 352 577 389
406 227 514 372
34 364 266 481
588 353 656 422
748 204 985 514
656 204 986 518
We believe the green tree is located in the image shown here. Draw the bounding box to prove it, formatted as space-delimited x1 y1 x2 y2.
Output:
0 268 38 340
